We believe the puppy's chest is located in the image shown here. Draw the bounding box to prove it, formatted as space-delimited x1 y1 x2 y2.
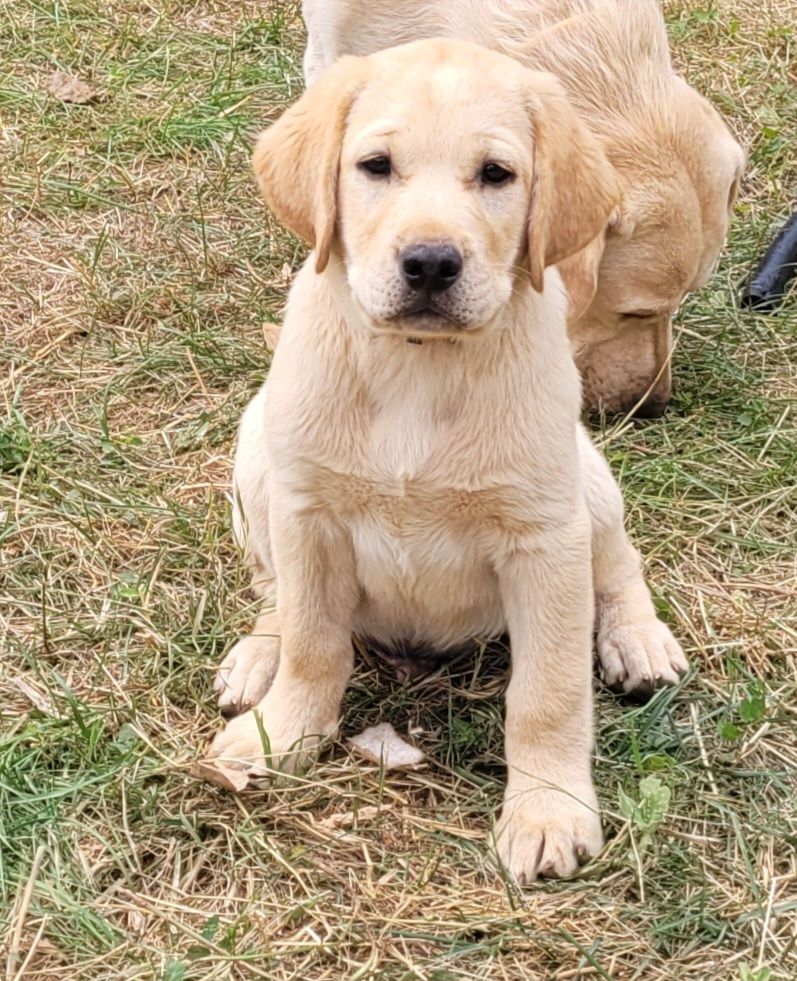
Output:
314 417 537 541
300 381 561 540
365 396 446 476
333 472 523 533
329 455 535 604
333 467 512 593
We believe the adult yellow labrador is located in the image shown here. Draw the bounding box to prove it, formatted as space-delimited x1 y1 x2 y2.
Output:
209 40 687 882
302 0 746 415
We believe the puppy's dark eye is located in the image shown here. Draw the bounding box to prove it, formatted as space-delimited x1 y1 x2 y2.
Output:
481 162 514 186
359 155 391 177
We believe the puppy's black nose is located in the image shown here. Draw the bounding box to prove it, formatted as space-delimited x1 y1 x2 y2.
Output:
400 243 463 294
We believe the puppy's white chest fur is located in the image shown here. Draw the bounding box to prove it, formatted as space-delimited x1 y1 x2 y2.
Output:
330 339 563 648
367 379 439 476
349 501 502 648
341 466 507 648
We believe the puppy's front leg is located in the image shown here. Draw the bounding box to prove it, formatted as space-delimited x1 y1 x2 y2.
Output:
209 493 358 775
495 517 602 883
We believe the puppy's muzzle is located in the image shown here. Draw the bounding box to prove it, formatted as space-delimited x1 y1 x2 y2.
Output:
400 242 463 296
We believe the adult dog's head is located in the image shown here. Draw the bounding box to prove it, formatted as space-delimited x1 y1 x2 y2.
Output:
253 39 619 340
525 0 746 415
557 82 745 417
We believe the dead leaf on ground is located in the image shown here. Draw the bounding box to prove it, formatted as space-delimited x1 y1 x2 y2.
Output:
191 760 251 792
46 71 99 104
261 321 281 351
13 676 63 719
348 722 425 770
318 805 382 830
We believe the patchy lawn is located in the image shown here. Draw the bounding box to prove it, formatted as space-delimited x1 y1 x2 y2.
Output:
1 1 795 978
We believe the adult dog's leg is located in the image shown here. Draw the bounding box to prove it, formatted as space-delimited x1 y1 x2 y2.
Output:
494 515 602 883
209 488 358 774
578 426 688 697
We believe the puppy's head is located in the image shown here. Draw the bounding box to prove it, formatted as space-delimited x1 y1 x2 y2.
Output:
253 39 619 338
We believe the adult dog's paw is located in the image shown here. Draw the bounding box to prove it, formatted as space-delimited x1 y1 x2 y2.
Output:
494 787 603 884
598 614 688 699
214 635 280 717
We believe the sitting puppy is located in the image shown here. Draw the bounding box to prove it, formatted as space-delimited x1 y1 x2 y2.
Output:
302 0 746 415
209 39 687 882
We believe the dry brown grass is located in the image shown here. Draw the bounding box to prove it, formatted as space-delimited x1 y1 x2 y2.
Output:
1 1 795 979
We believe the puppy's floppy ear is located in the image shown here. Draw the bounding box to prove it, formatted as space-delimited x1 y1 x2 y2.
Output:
252 56 369 273
524 72 620 292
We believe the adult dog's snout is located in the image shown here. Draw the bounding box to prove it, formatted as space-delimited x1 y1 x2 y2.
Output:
400 242 463 295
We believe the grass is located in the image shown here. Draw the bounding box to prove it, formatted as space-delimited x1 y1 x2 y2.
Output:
1 0 795 978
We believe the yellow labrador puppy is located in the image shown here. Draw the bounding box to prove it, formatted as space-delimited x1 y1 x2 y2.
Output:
209 40 687 882
302 0 746 415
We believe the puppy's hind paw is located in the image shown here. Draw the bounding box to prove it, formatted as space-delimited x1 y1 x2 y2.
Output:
598 615 688 700
214 634 280 717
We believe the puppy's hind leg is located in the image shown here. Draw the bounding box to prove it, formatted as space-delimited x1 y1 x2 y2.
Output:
579 427 688 698
215 385 281 716
214 583 281 718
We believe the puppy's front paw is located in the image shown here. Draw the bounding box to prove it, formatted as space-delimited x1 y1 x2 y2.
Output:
494 786 603 884
214 635 280 717
598 613 688 699
208 688 336 779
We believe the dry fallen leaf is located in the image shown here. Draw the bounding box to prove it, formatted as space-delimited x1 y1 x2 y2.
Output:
46 71 98 104
318 804 382 830
261 321 281 351
348 722 425 770
191 760 250 792
13 677 63 719
126 908 147 935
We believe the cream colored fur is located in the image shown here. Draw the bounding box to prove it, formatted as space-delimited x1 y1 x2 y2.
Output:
209 40 687 883
301 0 746 414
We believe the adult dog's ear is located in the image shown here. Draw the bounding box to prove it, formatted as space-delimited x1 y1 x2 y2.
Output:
252 56 369 273
524 72 620 292
556 226 609 323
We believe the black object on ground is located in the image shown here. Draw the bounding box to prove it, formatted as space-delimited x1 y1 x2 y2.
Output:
741 210 797 312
